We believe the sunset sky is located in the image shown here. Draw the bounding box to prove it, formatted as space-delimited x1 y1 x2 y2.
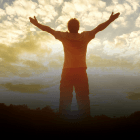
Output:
0 0 140 117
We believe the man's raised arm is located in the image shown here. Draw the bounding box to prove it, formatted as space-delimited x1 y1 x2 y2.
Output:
29 16 55 36
92 12 120 35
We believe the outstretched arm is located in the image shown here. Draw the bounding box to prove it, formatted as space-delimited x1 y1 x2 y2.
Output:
92 11 120 34
29 16 55 35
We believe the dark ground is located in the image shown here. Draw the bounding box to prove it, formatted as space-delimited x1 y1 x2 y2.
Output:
0 103 140 136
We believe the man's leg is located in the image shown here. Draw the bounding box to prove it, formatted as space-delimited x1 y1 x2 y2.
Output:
74 68 90 119
59 68 74 119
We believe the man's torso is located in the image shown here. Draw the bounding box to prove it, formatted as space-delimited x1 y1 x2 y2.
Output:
53 31 95 69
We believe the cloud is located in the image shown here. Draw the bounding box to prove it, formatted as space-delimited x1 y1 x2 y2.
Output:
126 0 140 11
54 0 136 32
135 14 140 27
100 30 140 65
0 21 27 45
123 2 134 16
47 52 64 69
115 16 126 25
0 28 56 77
35 7 47 17
112 0 118 5
0 72 62 93
0 43 32 77
114 4 125 14
97 0 106 8
1 0 140 78
55 14 72 31
56 0 107 29
0 0 63 77
105 1 137 29
102 11 110 20
2 0 57 33
22 60 46 69
88 73 140 96
5 0 37 17
0 82 47 94
105 5 115 12
48 60 63 69
0 1 38 45
0 61 20 77
55 24 67 31
111 22 119 29
0 0 3 4
39 4 58 22
88 38 101 46
114 35 128 48
86 54 139 71
61 2 76 17
72 0 88 12
38 0 49 5
85 27 140 71
0 8 6 19
0 43 21 63
5 4 16 16
50 0 63 6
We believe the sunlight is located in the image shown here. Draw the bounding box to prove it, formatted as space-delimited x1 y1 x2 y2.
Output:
0 0 140 120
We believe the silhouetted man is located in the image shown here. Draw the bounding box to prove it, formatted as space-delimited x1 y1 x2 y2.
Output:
29 11 120 120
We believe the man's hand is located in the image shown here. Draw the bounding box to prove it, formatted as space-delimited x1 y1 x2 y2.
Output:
109 12 120 22
29 16 38 25
92 11 120 34
29 16 55 35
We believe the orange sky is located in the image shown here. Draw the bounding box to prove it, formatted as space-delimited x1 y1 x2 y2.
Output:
0 0 140 96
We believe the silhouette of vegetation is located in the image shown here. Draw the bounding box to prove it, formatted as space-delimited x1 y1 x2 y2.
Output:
0 103 140 135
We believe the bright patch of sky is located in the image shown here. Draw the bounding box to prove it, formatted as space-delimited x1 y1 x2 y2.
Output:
1 0 140 117
0 0 140 78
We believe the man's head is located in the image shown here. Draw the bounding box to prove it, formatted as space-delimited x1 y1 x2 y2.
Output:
67 18 80 33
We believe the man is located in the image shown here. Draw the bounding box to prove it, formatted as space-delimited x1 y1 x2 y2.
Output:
29 11 120 120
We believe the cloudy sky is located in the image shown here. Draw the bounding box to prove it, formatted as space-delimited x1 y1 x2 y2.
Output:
0 0 140 117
